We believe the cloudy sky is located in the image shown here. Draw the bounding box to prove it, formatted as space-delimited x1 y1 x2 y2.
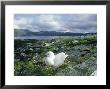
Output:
14 14 97 33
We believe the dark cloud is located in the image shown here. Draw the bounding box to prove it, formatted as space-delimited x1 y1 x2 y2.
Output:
14 14 97 33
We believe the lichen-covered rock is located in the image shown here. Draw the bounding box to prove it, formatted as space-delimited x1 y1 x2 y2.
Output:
56 57 96 76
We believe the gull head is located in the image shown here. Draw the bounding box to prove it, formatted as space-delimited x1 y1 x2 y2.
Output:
46 51 54 57
45 51 55 66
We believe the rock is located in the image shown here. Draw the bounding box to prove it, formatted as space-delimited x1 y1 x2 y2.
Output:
90 70 97 76
45 43 51 47
56 57 96 76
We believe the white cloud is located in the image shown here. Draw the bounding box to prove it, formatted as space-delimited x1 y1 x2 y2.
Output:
14 17 33 29
26 25 39 32
14 24 20 29
37 14 63 30
38 15 55 22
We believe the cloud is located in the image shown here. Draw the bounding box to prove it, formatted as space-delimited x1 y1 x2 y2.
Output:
14 16 39 32
14 14 97 33
37 15 63 30
58 14 97 33
14 17 32 29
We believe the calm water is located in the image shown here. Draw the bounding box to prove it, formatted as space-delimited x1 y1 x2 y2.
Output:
14 36 81 40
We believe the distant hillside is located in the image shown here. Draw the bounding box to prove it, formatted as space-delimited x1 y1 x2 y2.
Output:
14 29 96 37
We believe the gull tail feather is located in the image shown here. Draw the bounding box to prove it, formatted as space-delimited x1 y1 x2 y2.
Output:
65 54 68 58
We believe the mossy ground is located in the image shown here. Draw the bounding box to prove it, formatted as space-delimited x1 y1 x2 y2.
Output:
14 35 97 76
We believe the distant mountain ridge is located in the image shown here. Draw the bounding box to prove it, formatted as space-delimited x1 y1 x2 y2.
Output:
14 29 96 37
